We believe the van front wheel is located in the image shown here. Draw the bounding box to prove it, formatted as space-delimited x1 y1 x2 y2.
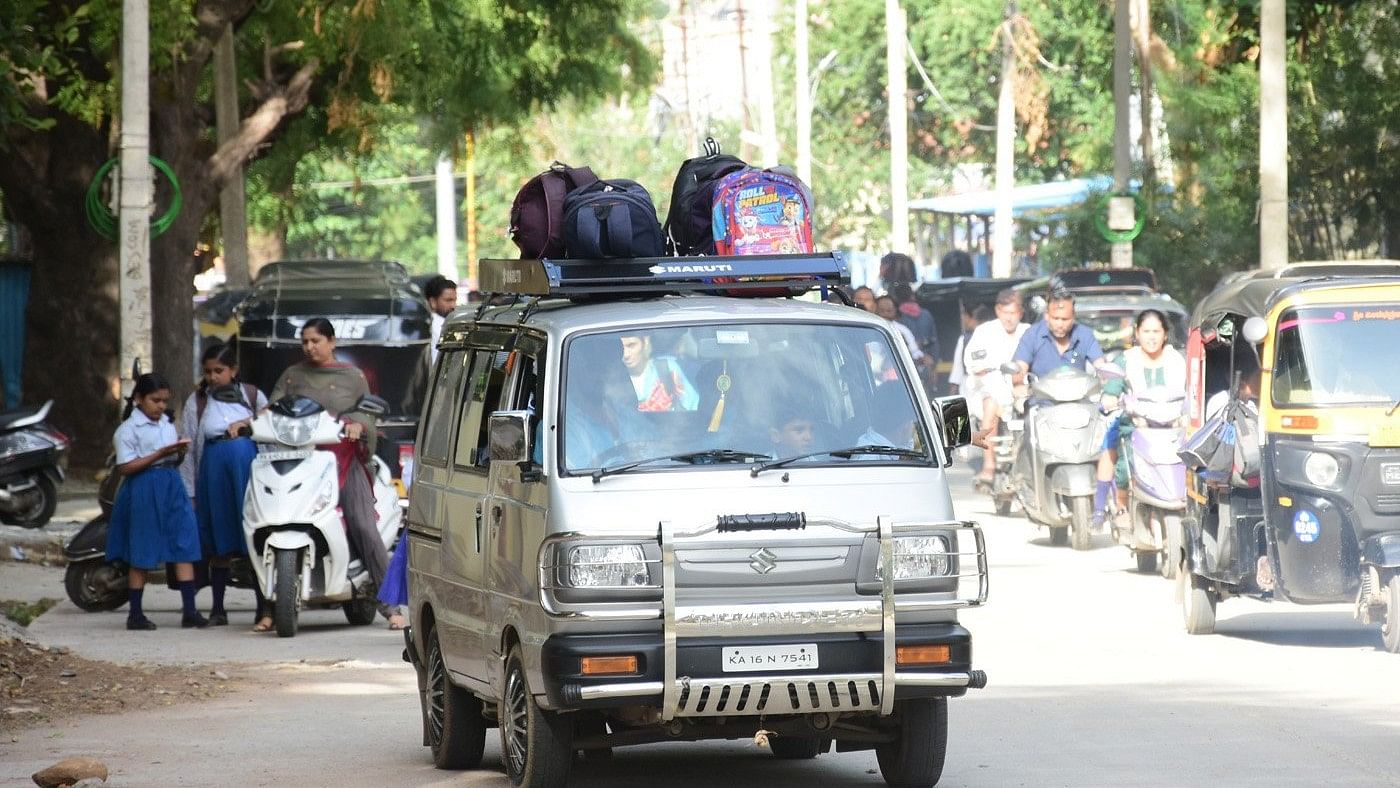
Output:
502 644 573 788
876 698 947 788
426 627 486 769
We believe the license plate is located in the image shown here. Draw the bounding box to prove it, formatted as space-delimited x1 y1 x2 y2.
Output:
258 449 313 462
721 644 819 673
1384 464 1400 486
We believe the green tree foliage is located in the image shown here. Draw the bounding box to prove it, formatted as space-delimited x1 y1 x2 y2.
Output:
0 0 656 463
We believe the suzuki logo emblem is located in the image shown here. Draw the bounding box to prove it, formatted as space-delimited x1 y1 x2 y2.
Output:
748 548 777 574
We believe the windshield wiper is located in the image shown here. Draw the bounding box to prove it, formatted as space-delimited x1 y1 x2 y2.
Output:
750 444 927 477
591 448 773 483
1388 399 1400 418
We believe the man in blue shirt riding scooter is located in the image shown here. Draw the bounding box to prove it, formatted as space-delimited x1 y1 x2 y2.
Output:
1010 289 1105 382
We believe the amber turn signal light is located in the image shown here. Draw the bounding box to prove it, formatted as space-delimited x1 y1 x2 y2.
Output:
1282 415 1318 429
580 655 639 676
896 644 951 666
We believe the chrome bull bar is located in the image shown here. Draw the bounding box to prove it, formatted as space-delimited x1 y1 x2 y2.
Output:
660 516 987 720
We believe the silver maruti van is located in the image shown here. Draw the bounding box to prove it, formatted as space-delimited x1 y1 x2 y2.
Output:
403 254 988 788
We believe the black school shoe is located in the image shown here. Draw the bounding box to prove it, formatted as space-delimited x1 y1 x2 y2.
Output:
207 611 229 627
127 617 158 631
182 612 210 629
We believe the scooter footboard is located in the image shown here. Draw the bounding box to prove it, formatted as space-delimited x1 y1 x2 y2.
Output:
1049 464 1095 497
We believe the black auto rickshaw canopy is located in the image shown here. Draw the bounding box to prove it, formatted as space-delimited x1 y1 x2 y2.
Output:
914 276 1029 390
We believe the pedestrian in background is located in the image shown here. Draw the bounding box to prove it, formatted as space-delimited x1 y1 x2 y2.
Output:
947 305 991 395
402 276 458 414
879 251 918 293
179 343 268 629
890 282 938 393
107 373 205 631
852 286 877 312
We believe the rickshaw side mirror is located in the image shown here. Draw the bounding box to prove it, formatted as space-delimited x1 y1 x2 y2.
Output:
1242 316 1268 345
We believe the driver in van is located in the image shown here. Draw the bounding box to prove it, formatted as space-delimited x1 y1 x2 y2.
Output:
268 317 402 631
620 333 699 412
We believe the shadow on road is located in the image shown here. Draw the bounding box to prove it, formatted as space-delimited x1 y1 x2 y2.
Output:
1214 610 1383 650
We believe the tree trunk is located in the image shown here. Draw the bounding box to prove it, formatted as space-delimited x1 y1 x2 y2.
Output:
0 117 121 468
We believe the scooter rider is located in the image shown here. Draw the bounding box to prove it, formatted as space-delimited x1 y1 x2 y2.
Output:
966 288 1028 485
1010 289 1106 384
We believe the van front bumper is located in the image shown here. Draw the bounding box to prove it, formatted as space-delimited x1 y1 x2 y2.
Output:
540 623 982 712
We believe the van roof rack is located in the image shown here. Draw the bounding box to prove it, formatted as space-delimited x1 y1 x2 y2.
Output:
477 253 850 299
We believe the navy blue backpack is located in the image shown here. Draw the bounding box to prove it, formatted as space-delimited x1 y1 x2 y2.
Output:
562 179 664 259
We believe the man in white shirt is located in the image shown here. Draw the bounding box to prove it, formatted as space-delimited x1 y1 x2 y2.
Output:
964 289 1027 484
423 275 458 364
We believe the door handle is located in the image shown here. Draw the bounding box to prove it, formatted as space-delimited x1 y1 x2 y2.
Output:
474 504 483 552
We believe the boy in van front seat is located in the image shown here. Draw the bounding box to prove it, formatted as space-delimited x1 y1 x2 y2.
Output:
620 333 699 412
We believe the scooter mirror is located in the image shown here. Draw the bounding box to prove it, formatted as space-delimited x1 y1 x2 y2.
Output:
353 394 391 418
1241 316 1268 345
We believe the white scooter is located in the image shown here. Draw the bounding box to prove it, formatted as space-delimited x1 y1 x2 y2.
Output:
242 395 401 637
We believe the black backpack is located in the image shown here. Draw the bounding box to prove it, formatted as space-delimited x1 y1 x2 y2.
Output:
662 137 748 256
562 179 665 259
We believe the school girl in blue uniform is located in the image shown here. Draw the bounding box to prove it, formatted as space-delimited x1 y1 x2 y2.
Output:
107 373 207 630
179 344 268 628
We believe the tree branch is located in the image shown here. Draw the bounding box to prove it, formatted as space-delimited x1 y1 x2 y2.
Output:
204 59 320 188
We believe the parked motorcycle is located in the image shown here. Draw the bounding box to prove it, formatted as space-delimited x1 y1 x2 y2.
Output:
1112 388 1187 576
62 455 126 611
1011 366 1109 549
0 400 69 528
243 394 401 637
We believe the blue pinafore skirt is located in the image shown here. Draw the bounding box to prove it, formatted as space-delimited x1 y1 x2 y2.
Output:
196 436 258 557
107 465 202 569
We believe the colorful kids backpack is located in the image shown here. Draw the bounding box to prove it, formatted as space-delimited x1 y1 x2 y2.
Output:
711 168 814 256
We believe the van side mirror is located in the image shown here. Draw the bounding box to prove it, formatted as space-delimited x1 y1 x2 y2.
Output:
488 410 532 465
934 396 972 459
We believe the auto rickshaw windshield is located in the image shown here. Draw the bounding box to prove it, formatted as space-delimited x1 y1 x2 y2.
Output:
1272 305 1400 406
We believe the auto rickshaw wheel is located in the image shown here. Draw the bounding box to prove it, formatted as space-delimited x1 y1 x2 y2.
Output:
1160 514 1182 581
1383 576 1400 654
1181 570 1217 635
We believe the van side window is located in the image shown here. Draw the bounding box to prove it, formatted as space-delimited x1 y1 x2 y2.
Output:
454 348 513 470
419 350 468 466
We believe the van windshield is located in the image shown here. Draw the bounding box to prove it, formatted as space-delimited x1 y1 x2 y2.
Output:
1273 305 1400 406
561 322 932 474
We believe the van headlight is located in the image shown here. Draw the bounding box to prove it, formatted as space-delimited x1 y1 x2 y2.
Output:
878 536 951 580
1304 452 1341 488
563 544 650 588
270 414 314 446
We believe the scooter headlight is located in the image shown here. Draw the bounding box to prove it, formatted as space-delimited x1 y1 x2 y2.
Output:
1304 452 1341 488
270 414 315 446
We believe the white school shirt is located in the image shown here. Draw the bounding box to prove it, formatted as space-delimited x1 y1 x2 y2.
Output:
115 411 180 465
430 313 445 365
179 387 268 496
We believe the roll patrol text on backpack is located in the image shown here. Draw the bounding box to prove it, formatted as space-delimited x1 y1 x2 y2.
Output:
562 179 665 259
662 137 748 256
509 162 598 259
712 168 814 256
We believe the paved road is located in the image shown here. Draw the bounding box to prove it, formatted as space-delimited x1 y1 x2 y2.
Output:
7 470 1400 786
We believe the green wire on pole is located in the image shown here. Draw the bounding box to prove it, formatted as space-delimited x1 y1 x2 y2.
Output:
1093 190 1147 244
84 155 183 240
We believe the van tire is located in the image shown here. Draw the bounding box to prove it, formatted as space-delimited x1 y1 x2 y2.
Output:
502 644 573 787
769 735 823 759
876 698 947 787
425 627 486 769
272 548 300 638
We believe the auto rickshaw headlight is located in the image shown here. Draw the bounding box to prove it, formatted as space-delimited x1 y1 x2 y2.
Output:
1304 451 1341 488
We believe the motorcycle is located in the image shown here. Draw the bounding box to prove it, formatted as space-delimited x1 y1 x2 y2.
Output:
1112 388 1186 577
1011 365 1109 549
0 400 69 528
62 455 127 611
975 366 1023 517
243 394 401 637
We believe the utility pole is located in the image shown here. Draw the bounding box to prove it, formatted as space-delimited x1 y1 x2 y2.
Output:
885 0 909 254
752 0 779 166
119 0 153 386
991 2 1016 277
464 131 477 289
435 154 458 280
1110 0 1134 269
1259 0 1288 269
213 26 249 288
1132 0 1156 191
794 0 812 184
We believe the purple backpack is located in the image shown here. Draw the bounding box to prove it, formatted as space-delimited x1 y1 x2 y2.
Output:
509 162 598 259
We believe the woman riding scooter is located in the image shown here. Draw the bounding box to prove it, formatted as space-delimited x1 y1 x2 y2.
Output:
262 318 404 631
1095 310 1187 531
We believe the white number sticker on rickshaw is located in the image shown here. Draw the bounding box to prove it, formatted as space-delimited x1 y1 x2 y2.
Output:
1384 464 1400 486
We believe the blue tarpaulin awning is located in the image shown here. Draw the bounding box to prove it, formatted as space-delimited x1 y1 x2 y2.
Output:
909 175 1115 218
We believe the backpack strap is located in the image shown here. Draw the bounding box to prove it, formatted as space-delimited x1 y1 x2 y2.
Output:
195 389 208 426
241 382 259 413
604 202 632 258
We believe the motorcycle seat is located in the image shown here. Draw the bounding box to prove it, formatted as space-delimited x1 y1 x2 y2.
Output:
0 403 49 432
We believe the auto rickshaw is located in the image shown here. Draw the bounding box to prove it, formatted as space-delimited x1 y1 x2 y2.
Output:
234 260 432 497
1178 263 1400 652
